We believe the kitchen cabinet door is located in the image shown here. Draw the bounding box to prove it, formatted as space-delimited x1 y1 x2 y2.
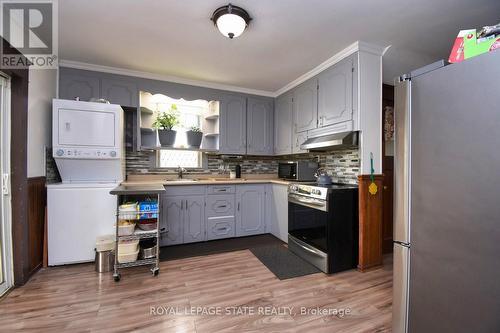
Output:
219 95 247 154
101 78 138 107
318 56 353 127
247 97 274 155
183 196 205 244
271 184 288 243
59 73 100 102
293 78 318 133
236 185 265 237
160 196 184 246
274 92 293 155
292 131 308 154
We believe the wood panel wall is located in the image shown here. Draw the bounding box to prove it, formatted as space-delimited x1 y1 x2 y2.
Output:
358 174 384 271
27 177 46 276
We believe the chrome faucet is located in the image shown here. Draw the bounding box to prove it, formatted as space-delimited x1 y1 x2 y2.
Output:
177 166 186 179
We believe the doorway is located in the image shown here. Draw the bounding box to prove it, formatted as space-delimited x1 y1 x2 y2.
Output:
0 74 12 296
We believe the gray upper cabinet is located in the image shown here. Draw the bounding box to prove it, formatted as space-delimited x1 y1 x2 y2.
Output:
293 78 318 133
318 56 354 127
292 131 308 154
219 95 247 154
101 78 138 107
161 196 184 246
274 92 293 155
59 73 100 101
236 185 265 237
247 97 274 155
183 196 205 244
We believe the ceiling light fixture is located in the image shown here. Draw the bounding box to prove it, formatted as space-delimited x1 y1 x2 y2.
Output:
211 3 252 39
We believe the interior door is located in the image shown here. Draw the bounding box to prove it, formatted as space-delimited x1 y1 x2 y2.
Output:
0 75 12 296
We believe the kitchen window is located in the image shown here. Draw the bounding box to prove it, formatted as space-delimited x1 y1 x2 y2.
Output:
152 97 208 169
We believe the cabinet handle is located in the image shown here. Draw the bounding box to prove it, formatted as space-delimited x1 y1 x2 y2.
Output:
180 200 183 210
237 202 240 211
217 227 227 231
218 205 227 208
184 200 188 209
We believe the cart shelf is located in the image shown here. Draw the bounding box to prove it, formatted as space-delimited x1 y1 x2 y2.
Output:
110 184 165 282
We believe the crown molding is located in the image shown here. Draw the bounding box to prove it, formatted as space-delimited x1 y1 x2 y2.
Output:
274 41 386 96
58 59 276 97
59 41 386 99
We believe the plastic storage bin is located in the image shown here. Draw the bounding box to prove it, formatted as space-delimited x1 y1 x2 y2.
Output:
96 234 115 252
118 239 139 254
118 249 139 263
119 203 138 219
118 222 135 236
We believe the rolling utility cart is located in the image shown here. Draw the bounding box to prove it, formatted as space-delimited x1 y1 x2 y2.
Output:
110 184 166 282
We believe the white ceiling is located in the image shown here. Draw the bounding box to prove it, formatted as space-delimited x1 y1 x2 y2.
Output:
59 0 500 94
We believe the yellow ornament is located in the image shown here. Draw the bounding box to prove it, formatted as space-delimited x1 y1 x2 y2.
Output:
369 182 378 195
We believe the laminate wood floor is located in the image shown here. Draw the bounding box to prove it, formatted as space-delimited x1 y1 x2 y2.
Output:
0 250 393 333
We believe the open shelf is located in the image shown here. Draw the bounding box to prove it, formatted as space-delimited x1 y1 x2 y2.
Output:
205 114 219 120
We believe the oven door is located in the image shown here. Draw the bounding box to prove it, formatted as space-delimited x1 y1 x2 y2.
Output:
288 195 328 253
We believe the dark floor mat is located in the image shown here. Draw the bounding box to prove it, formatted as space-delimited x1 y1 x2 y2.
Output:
159 234 283 261
250 244 321 280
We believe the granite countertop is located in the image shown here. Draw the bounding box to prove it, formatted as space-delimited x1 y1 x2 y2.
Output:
122 175 292 187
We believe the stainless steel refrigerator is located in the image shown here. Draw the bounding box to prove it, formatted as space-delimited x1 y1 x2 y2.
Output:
393 50 500 333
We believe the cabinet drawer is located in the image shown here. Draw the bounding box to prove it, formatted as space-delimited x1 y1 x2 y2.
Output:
206 194 235 217
207 185 236 194
206 216 235 241
164 185 206 196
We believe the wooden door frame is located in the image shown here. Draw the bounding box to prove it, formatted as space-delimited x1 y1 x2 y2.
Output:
1 37 30 286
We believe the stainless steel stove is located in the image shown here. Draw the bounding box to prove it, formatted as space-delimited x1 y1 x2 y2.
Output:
287 182 358 273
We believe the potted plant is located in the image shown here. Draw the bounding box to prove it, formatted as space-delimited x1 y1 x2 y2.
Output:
153 104 179 147
186 126 203 148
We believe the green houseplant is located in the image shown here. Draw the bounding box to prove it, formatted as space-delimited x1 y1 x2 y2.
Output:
153 104 179 147
186 126 203 148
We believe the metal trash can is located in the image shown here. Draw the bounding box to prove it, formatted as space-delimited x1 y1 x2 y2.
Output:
95 249 114 273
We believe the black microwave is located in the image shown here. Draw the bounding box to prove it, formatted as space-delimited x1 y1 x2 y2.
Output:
278 161 318 181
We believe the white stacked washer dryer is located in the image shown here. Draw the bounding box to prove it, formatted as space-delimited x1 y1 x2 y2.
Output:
47 99 124 266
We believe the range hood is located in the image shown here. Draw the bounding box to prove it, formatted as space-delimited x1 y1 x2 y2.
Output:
300 131 359 151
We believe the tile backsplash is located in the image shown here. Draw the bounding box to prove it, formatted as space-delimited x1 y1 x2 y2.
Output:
125 148 360 184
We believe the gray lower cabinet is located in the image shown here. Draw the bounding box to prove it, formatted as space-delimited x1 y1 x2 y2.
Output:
101 78 138 107
206 216 235 240
236 185 266 237
317 55 354 127
160 192 205 246
183 196 206 244
247 97 274 155
205 191 236 241
59 73 100 101
219 95 247 154
274 92 293 155
160 196 183 246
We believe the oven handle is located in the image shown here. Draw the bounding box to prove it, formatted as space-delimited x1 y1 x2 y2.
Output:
289 235 327 258
288 195 327 212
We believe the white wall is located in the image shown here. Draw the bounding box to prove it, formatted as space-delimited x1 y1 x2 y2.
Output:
27 69 58 178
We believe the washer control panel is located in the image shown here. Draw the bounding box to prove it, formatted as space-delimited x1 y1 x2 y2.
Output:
54 147 120 159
